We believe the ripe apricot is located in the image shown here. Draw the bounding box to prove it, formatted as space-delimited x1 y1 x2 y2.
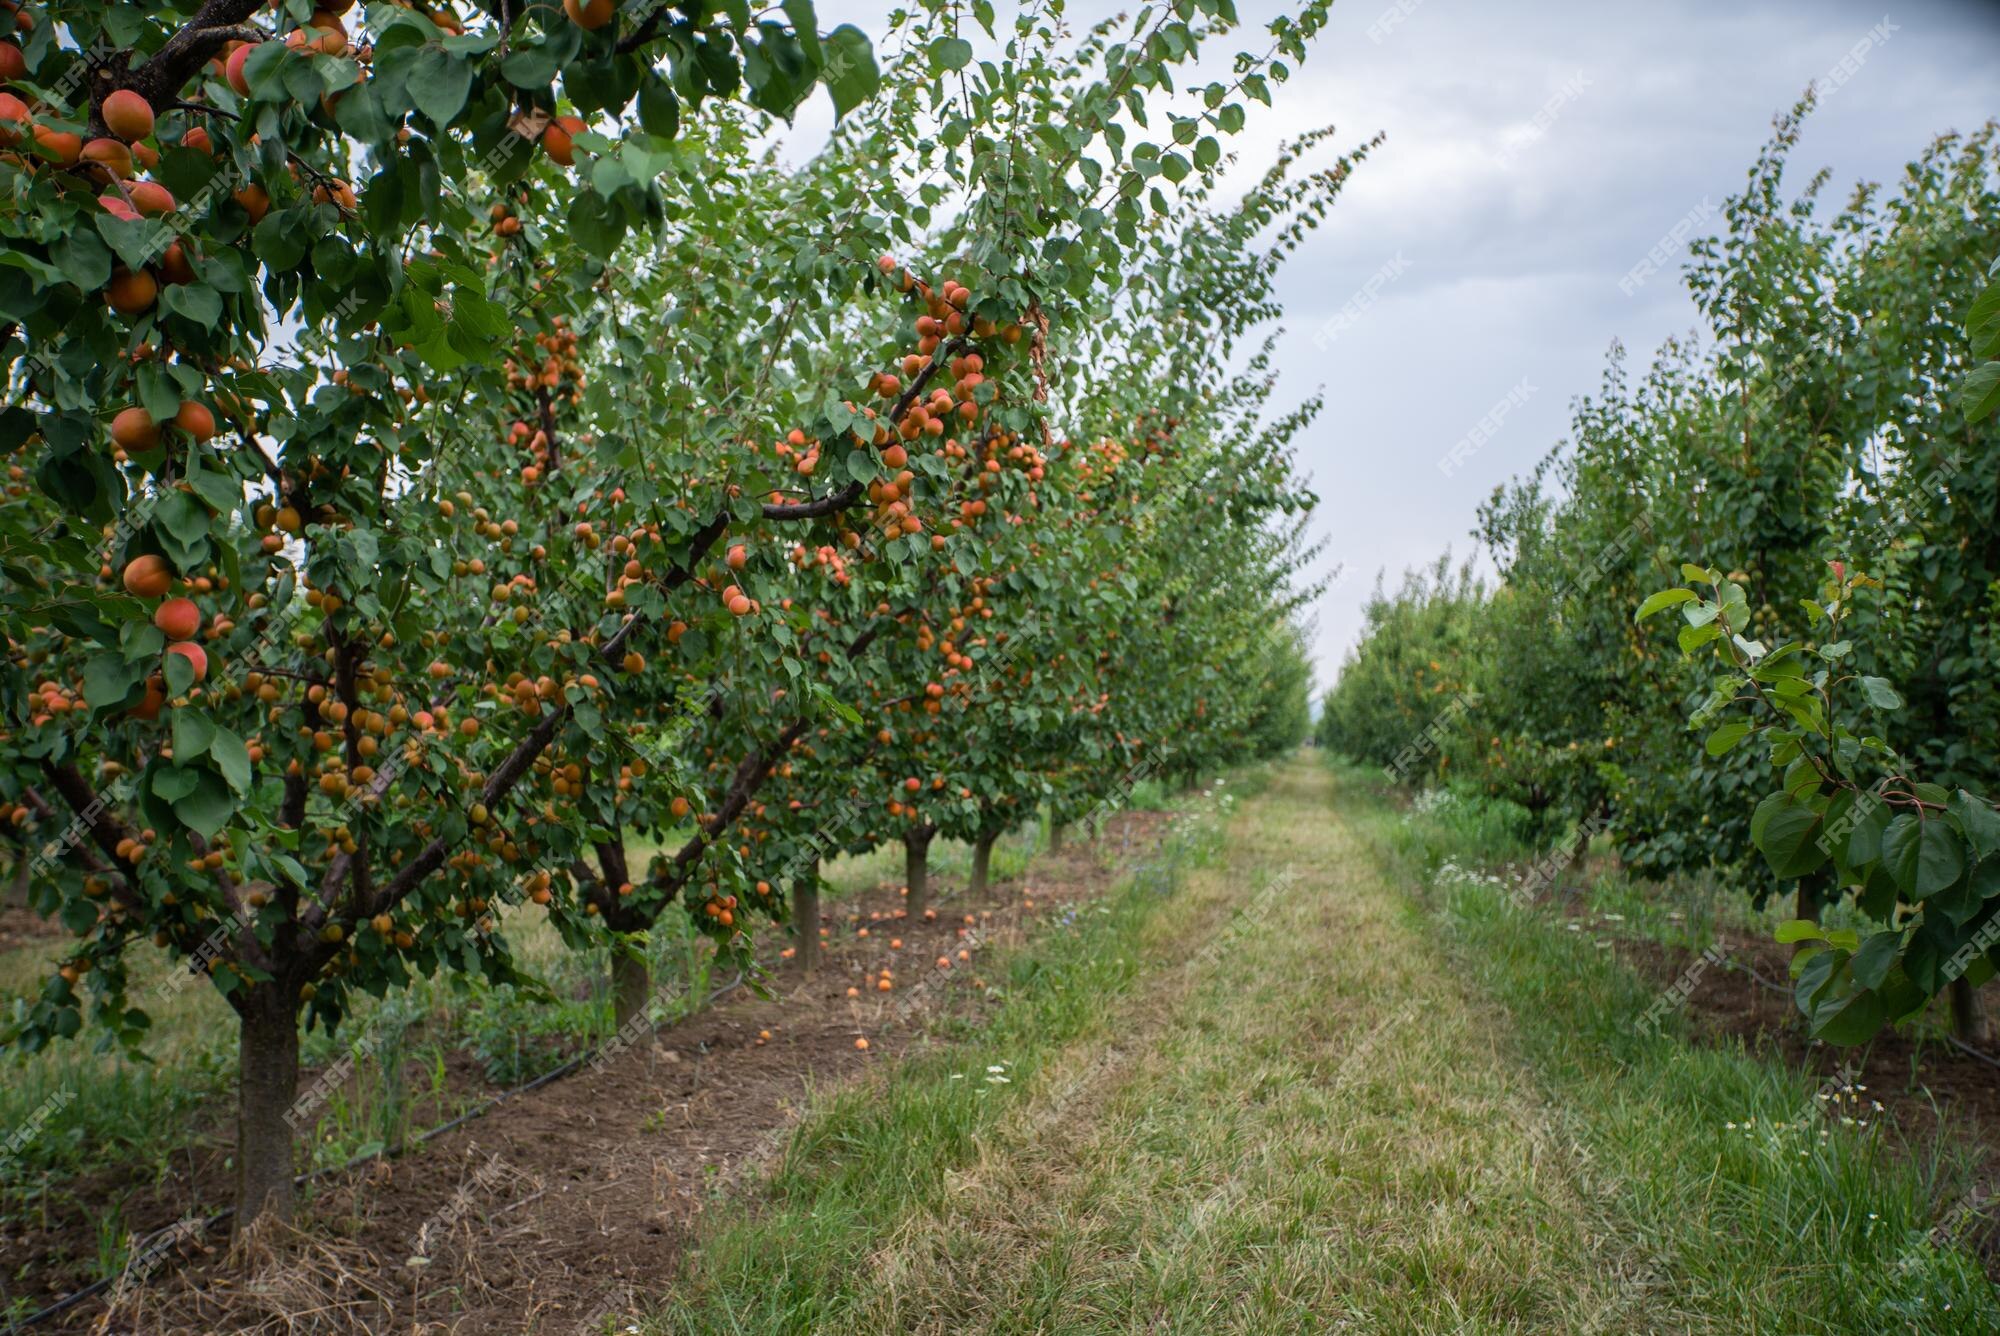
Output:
128 675 166 720
32 124 82 164
232 183 270 223
106 267 156 314
122 554 172 598
101 89 155 142
129 180 176 215
225 44 253 96
563 0 613 27
80 137 132 177
111 406 159 450
159 242 195 285
153 597 201 641
543 115 584 167
174 401 217 440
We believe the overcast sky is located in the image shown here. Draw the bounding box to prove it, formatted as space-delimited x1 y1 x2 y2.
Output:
796 0 2000 688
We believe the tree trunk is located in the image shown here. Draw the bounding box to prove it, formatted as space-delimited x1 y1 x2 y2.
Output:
904 828 933 919
1952 975 1986 1046
611 951 651 1030
1560 821 1583 878
1048 821 1065 853
235 987 301 1235
793 864 820 973
3 850 27 908
970 830 996 896
1794 880 1817 926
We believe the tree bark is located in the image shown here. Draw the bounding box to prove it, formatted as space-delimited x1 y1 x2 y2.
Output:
904 828 934 919
3 850 27 908
235 986 301 1235
793 864 820 973
1951 975 1986 1046
970 830 996 896
611 951 651 1030
1048 821 1065 853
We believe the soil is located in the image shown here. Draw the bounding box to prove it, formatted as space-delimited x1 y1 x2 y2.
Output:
0 902 65 955
4 810 1175 1335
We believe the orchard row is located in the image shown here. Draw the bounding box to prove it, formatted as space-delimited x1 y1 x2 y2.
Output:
1322 109 2000 1046
1 0 1342 1232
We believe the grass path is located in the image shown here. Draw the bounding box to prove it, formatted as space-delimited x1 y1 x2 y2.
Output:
644 756 1995 1334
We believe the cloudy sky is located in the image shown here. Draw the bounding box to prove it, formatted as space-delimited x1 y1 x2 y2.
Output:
801 0 2000 687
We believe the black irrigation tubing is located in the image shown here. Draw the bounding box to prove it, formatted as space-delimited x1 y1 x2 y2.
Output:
1945 1035 2000 1072
7 971 746 1333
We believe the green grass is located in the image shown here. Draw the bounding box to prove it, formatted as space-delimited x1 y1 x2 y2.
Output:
625 755 1996 1335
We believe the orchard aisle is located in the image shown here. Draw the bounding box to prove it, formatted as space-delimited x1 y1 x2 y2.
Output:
648 756 1678 1334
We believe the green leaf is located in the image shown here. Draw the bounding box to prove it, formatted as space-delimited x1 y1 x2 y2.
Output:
928 36 973 72
822 25 879 119
637 74 681 138
1635 588 1696 622
163 645 196 697
1808 982 1888 1045
568 191 626 258
1880 813 1964 898
1774 918 1824 944
1961 360 2000 422
1752 791 1827 880
407 46 473 127
84 654 144 713
211 726 253 796
151 764 199 804
1857 676 1903 710
1704 721 1751 756
1850 931 1902 990
171 768 237 841
1677 622 1721 653
1949 790 2000 862
172 708 217 763
160 282 223 328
